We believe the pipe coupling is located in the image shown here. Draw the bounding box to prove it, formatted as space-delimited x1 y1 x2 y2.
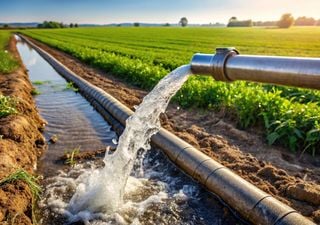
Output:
191 47 239 81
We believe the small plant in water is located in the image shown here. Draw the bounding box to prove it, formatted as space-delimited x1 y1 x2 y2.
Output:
32 80 44 85
64 147 80 166
0 95 17 118
0 169 41 224
65 82 79 92
32 80 51 85
31 88 41 95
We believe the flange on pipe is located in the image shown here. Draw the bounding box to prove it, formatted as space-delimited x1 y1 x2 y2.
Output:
191 47 239 81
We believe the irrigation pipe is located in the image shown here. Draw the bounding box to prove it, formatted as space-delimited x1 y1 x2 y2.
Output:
19 35 315 225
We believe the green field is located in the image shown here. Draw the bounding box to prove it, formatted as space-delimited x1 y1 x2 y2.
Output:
21 27 320 155
0 31 18 73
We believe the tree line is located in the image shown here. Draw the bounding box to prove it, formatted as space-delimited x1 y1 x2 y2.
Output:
37 21 79 28
227 14 320 28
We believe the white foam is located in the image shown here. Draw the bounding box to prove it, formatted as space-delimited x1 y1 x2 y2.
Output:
68 65 192 214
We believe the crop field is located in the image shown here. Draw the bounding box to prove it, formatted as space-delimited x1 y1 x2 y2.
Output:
21 27 320 155
0 30 18 73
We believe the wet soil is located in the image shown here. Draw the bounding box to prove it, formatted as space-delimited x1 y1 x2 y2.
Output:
24 36 320 223
0 37 46 224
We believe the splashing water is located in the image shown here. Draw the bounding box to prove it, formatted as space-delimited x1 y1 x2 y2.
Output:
68 65 192 214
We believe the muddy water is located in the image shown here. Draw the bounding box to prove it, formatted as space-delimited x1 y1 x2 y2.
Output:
15 36 247 225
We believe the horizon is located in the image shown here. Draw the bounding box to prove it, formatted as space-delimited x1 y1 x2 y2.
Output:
1 0 320 25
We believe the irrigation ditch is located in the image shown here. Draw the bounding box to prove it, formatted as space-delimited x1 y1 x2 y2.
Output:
14 35 248 224
15 34 318 225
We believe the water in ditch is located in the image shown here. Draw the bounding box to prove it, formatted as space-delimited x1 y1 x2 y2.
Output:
16 36 247 225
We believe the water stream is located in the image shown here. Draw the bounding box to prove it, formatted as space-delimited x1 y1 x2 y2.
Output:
16 36 246 225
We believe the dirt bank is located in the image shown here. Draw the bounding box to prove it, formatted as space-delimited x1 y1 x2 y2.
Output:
0 36 46 224
25 36 320 223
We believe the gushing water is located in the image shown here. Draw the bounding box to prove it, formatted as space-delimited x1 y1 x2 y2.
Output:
68 65 192 214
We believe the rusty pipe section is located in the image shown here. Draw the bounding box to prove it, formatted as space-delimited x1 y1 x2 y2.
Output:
19 35 315 225
191 48 320 90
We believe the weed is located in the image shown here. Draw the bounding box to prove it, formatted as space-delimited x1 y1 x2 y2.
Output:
32 80 51 85
31 88 41 95
0 169 41 224
0 95 17 118
64 147 80 166
64 82 79 92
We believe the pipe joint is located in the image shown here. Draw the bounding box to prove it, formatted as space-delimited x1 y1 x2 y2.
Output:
191 47 239 81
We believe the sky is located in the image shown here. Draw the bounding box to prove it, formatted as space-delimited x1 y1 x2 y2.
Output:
0 0 320 24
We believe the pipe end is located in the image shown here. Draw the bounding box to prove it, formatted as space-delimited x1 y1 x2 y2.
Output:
190 47 239 81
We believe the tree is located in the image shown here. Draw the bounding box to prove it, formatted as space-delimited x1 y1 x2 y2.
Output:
179 17 188 27
277 13 294 28
228 19 253 27
70 23 74 28
229 17 237 22
295 16 316 26
74 23 79 28
3 24 9 28
133 22 140 27
38 21 63 29
164 23 170 27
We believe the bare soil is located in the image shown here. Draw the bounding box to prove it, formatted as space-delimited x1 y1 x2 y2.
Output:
25 36 320 223
0 37 46 225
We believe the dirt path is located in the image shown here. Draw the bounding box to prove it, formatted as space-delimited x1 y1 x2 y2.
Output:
0 37 46 225
25 36 320 223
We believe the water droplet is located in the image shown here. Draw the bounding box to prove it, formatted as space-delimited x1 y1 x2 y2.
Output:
112 138 118 145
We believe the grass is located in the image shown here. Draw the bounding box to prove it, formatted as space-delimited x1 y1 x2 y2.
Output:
0 169 41 224
0 31 18 74
64 82 79 92
32 80 51 85
21 27 320 155
31 88 41 95
64 147 80 166
0 95 17 118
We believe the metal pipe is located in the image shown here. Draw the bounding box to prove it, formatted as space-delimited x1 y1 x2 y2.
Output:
191 48 320 89
19 35 315 225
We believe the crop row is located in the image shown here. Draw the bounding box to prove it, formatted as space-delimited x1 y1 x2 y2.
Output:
21 28 320 155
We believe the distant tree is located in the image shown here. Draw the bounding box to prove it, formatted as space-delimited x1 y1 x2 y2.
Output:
133 22 140 27
295 16 316 26
164 23 170 27
228 19 253 27
74 23 79 28
60 22 64 28
69 23 74 28
38 21 63 29
179 17 188 27
253 21 277 27
3 24 9 28
277 13 294 28
229 17 237 22
317 19 320 26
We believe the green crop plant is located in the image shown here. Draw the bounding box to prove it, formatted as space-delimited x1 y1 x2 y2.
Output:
0 95 17 118
0 169 41 224
20 27 320 155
